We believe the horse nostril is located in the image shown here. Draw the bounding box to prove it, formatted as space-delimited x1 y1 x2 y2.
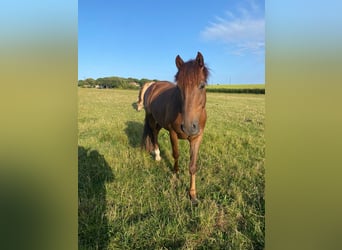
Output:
181 124 185 132
191 122 199 134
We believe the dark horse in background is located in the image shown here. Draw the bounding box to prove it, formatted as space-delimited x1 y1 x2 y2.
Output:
141 52 209 204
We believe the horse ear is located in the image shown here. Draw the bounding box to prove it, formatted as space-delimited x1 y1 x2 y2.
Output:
175 55 184 69
196 52 204 67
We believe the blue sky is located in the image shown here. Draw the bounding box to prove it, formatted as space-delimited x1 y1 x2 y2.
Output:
78 0 265 84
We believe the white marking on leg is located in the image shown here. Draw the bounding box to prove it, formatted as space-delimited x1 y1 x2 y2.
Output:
154 148 161 161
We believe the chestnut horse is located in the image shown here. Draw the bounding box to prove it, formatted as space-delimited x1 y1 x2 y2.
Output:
142 52 209 204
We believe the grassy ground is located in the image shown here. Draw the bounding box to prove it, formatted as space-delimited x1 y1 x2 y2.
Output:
78 88 265 249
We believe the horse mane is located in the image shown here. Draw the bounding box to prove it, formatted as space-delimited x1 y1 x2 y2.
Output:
174 59 209 87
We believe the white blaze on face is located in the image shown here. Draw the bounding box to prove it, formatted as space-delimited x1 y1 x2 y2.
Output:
154 148 161 161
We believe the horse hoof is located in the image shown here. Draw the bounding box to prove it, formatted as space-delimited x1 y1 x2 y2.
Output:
191 198 199 206
155 156 161 161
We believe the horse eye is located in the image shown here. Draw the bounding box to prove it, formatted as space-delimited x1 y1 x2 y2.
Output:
199 82 205 89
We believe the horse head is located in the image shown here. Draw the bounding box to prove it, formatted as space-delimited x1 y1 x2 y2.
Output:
175 52 209 137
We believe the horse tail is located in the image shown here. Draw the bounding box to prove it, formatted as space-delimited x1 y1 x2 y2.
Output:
136 86 144 111
142 115 154 152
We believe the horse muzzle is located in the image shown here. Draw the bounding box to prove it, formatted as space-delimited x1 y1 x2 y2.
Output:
181 120 200 137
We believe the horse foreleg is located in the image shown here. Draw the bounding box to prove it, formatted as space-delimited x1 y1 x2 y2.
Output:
189 135 203 204
169 130 179 173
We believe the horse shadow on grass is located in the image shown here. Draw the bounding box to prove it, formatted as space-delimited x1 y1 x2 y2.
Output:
78 146 114 250
124 121 144 148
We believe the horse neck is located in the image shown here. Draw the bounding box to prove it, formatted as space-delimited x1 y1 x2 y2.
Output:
171 85 182 111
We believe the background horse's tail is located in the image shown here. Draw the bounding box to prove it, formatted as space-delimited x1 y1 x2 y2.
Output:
136 81 155 111
142 115 154 152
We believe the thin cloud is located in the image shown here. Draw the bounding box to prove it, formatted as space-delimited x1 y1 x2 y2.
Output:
201 2 264 55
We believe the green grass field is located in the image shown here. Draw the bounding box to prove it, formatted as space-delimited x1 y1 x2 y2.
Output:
78 88 265 249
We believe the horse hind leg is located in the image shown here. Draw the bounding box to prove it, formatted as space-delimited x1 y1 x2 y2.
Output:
152 124 162 161
143 114 162 161
154 148 161 161
142 114 154 153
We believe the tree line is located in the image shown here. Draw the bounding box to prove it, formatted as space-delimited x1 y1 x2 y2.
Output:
78 76 157 89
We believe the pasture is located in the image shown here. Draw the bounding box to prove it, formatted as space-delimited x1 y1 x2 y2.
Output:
78 88 265 249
